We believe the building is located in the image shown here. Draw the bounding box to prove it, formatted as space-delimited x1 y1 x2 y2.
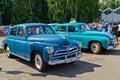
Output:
101 7 120 23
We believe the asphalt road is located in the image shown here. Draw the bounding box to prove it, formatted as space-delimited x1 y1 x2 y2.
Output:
0 45 120 80
0 37 5 48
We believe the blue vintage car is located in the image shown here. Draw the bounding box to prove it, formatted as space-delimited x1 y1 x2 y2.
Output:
53 22 117 54
2 23 82 71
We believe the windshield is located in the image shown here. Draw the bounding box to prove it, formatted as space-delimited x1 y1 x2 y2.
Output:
27 26 54 36
79 24 90 31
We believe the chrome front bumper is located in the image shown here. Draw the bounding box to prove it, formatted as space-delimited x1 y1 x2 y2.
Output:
107 44 117 49
48 53 82 65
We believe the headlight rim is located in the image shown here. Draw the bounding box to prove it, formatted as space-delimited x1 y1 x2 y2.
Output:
47 46 54 54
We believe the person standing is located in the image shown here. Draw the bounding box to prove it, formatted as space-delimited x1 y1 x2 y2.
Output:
91 22 96 30
109 23 113 32
117 23 120 43
9 23 13 28
70 18 76 23
104 22 109 32
97 22 103 31
111 23 119 44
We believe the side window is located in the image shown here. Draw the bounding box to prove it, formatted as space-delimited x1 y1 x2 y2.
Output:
68 26 78 32
36 27 44 34
10 28 16 36
79 25 85 31
18 27 25 37
44 27 53 34
27 27 36 36
57 26 66 32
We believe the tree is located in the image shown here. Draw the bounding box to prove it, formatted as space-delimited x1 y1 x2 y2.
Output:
47 0 100 23
0 0 101 24
0 0 13 25
31 0 48 23
100 0 120 9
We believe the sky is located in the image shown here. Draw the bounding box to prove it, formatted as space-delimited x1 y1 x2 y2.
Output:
99 0 103 3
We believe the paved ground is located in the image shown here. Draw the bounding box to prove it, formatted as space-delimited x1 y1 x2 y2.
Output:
0 37 120 80
0 37 5 53
0 36 5 48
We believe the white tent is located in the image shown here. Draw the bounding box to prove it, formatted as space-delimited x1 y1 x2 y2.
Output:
101 7 120 23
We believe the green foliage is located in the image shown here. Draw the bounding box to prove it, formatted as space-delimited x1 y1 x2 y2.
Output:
0 0 48 24
47 0 100 23
100 0 120 9
0 0 101 24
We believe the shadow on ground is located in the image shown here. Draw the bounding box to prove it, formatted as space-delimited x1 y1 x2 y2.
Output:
101 49 120 55
0 58 101 78
82 48 120 56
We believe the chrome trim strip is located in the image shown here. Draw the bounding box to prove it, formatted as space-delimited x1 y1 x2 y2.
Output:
54 47 78 55
49 51 81 59
107 45 117 49
10 52 30 61
54 49 80 56
49 53 82 65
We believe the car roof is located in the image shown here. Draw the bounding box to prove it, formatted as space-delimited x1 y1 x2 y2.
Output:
48 23 60 26
13 23 49 28
56 22 85 26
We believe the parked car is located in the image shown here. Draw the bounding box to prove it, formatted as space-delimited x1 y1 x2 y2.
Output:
48 23 60 28
0 26 9 35
2 23 82 71
53 22 117 54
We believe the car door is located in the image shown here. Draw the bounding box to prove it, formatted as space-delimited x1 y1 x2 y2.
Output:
67 25 82 40
14 27 26 58
68 25 87 48
7 28 17 53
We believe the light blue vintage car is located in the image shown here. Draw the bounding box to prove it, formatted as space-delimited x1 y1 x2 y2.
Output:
53 22 117 54
2 23 82 71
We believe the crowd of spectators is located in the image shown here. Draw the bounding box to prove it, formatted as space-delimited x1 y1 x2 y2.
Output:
87 22 120 44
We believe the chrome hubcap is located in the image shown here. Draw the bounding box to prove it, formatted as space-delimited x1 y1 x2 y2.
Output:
35 54 42 69
6 47 10 56
91 43 98 51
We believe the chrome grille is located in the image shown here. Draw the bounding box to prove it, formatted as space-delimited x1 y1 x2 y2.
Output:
49 46 81 60
54 47 80 56
109 38 115 45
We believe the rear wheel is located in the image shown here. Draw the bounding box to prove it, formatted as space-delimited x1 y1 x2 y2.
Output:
90 42 101 54
33 52 47 72
5 46 12 58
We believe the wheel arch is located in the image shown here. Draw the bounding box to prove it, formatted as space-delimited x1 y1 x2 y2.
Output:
30 50 41 63
4 43 8 50
30 49 48 63
88 40 103 49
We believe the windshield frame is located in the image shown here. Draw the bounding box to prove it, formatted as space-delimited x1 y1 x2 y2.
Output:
79 24 90 31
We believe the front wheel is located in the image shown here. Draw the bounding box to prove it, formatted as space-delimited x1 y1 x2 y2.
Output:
33 52 47 72
90 42 101 54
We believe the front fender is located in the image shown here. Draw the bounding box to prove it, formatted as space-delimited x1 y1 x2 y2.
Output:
30 42 49 63
30 42 58 63
87 36 109 49
69 40 80 47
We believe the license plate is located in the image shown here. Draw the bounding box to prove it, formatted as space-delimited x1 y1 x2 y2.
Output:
66 57 77 63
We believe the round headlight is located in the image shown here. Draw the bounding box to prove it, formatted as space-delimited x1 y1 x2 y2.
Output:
47 46 54 54
78 41 82 49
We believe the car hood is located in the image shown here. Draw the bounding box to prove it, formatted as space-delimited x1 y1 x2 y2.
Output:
27 34 69 46
82 31 114 39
